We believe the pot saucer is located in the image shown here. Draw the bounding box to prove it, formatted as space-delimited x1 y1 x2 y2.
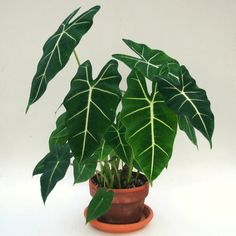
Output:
84 204 153 233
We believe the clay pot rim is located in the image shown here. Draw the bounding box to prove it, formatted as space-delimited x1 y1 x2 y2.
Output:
89 178 149 193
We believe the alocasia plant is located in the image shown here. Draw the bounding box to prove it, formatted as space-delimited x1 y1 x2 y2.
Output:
28 5 214 223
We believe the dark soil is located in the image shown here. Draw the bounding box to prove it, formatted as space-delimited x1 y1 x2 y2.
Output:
92 171 148 189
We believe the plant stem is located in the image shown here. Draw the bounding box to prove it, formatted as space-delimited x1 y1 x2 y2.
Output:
127 152 135 184
127 153 134 184
73 49 80 66
105 161 113 188
99 160 113 188
98 171 110 188
111 161 121 188
127 162 133 184
95 170 101 183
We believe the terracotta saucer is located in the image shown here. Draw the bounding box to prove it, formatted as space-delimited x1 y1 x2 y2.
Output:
84 204 153 233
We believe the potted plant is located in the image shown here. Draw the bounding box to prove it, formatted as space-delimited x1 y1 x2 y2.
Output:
27 5 214 233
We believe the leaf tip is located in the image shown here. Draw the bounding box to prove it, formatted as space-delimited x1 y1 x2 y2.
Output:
41 190 48 205
94 5 101 11
85 217 90 224
25 104 30 114
112 54 119 60
149 180 153 187
210 140 213 149
196 142 199 150
42 198 47 206
122 38 130 44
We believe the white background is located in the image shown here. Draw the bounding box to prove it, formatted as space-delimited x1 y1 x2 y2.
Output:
1 0 236 235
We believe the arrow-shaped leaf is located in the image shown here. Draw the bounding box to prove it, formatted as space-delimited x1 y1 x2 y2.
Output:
121 70 177 182
64 60 121 162
113 39 177 80
157 65 214 147
49 112 68 150
114 39 214 147
86 188 114 223
26 6 100 111
40 144 71 203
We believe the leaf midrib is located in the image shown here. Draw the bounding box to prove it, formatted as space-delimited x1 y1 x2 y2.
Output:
46 160 60 197
33 25 65 104
112 125 129 163
161 77 210 140
81 87 92 161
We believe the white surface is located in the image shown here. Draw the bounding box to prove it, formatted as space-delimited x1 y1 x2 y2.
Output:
1 0 236 235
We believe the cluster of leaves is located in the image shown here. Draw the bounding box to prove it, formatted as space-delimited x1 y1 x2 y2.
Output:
28 6 214 222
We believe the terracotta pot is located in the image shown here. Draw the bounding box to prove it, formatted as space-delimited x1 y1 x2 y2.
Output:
89 177 149 224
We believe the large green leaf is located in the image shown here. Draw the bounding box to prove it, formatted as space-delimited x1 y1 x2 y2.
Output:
178 115 198 147
104 115 132 165
40 144 71 203
113 39 214 147
113 39 177 79
26 6 100 111
64 60 121 162
121 70 177 182
86 188 114 223
73 156 97 184
49 112 68 150
157 65 214 147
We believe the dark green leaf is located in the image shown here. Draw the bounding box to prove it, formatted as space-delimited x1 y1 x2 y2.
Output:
26 6 100 111
40 144 71 203
94 140 113 161
157 65 214 147
49 112 68 150
121 70 177 183
114 39 214 147
178 115 198 147
86 188 114 223
73 156 97 184
64 60 121 162
104 115 132 165
113 39 177 80
32 153 52 176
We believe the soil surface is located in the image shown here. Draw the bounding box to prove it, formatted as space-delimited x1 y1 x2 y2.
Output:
92 171 148 189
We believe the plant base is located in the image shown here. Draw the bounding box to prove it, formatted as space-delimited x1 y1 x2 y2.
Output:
84 204 153 233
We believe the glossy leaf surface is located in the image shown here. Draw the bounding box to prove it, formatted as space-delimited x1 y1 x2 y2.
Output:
73 156 97 184
94 140 113 161
178 115 198 147
26 6 100 111
114 39 214 147
113 39 177 79
86 188 114 223
157 65 214 147
49 112 68 150
33 153 52 176
64 60 121 162
121 70 177 182
104 115 132 165
40 144 71 203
